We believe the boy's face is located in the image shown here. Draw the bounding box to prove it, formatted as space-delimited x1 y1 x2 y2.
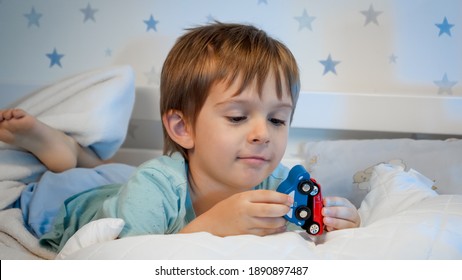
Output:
187 73 293 193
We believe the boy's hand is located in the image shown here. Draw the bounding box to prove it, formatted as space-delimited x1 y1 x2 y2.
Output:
322 196 360 231
180 190 293 237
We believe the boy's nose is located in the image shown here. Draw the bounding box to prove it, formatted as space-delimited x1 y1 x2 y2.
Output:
248 118 270 144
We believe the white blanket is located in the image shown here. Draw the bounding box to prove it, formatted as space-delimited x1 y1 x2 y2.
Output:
0 65 135 259
63 164 462 259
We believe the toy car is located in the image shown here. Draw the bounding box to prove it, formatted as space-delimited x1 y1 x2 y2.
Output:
276 165 324 235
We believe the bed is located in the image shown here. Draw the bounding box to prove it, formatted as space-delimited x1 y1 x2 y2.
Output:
1 65 461 260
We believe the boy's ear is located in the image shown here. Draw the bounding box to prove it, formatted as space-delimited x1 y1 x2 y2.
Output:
162 110 194 149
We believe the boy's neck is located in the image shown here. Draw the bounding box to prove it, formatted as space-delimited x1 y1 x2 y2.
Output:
188 172 239 216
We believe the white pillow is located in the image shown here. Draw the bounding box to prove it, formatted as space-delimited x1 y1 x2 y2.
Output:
358 163 437 226
3 65 135 160
300 138 462 207
0 65 135 182
318 163 462 259
56 218 124 259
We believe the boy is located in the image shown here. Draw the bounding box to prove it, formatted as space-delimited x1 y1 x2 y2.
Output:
0 22 360 253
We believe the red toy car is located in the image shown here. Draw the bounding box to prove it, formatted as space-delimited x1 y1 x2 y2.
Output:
276 165 324 235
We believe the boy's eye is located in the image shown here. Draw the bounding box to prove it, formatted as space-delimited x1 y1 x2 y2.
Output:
227 116 247 123
269 118 286 126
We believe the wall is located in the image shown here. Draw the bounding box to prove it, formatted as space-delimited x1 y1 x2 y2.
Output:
1 0 460 105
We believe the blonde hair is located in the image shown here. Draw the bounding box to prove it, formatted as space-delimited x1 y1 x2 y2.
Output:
160 22 300 159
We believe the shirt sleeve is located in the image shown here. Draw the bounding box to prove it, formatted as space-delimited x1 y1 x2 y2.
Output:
99 156 189 237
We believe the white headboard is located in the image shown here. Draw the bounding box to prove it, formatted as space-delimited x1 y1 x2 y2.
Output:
292 91 462 136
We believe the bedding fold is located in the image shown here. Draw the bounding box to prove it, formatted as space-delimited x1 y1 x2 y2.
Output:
0 65 135 259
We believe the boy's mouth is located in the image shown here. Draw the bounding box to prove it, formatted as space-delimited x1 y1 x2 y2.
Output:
237 155 270 166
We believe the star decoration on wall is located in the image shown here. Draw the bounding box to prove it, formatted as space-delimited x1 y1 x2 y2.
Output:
294 9 316 31
105 48 112 57
389 53 398 63
319 54 340 75
144 15 159 32
435 17 454 37
360 4 382 26
434 73 457 95
46 48 64 68
144 66 160 85
206 14 216 23
80 3 98 22
24 7 42 28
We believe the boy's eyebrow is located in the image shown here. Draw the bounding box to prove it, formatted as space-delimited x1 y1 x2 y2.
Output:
271 102 294 111
215 99 294 110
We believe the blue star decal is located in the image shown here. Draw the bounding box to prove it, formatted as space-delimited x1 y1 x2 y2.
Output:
144 15 159 32
389 53 398 63
434 73 457 95
206 14 216 23
24 7 42 27
435 17 454 37
80 3 98 22
258 0 268 4
319 54 340 75
144 66 160 86
105 48 112 57
46 48 64 68
294 9 316 31
360 4 382 26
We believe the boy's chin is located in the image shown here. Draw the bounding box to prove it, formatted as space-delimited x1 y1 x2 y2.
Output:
235 173 270 189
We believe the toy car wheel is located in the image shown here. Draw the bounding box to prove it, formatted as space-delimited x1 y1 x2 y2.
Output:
295 206 311 221
309 185 319 196
308 223 320 235
298 180 314 195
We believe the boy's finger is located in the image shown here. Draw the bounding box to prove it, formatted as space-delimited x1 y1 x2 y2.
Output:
323 216 357 231
248 189 293 206
252 203 291 218
322 205 359 221
250 218 287 234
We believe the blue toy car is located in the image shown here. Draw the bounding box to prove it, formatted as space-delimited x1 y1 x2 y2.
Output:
277 165 324 235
